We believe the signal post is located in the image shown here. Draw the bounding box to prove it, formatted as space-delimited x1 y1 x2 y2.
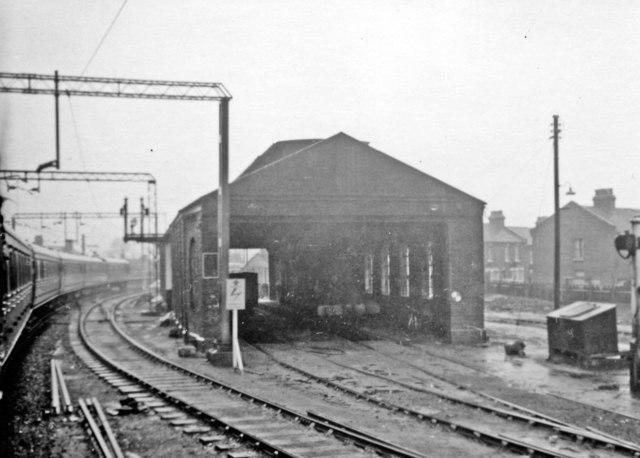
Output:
630 216 640 393
615 215 640 394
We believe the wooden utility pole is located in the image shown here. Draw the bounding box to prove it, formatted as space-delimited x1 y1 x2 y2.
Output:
553 115 561 309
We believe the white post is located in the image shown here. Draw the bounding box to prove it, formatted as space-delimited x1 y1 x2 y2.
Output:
226 278 245 372
232 309 243 371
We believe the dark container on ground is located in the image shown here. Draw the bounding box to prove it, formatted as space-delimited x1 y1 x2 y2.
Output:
546 301 618 359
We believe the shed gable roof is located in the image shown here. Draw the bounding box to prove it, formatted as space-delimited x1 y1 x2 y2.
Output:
232 132 483 203
239 139 322 177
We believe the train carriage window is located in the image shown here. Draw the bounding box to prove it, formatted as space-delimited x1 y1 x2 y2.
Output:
399 244 410 297
380 245 390 296
364 251 373 294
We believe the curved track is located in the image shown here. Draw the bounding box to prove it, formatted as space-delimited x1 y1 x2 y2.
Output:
72 295 431 458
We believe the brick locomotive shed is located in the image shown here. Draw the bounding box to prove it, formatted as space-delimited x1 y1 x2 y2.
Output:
161 132 486 344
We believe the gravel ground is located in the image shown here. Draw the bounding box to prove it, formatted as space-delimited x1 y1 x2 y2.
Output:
0 295 236 458
1 292 639 457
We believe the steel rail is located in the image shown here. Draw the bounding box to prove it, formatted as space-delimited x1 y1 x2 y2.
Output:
78 301 302 458
53 359 73 413
88 397 125 458
78 398 114 458
248 340 640 458
351 332 640 454
50 359 61 415
90 298 429 458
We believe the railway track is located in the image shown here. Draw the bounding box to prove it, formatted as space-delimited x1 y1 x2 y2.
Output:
71 295 435 458
244 333 640 458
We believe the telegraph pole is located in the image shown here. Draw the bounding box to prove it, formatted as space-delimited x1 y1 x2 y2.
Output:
553 115 561 309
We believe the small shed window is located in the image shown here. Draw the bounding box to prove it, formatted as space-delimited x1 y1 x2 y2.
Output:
202 252 218 279
380 246 390 296
364 251 373 294
399 244 410 297
421 242 434 299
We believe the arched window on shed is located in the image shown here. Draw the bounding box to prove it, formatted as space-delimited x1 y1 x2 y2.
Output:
399 244 410 297
380 245 390 296
421 242 434 299
188 238 198 310
364 250 373 295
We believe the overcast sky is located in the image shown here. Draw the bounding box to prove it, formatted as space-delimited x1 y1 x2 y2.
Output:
1 1 639 252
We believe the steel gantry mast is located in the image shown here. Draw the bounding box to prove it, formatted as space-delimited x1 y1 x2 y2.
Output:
0 71 233 348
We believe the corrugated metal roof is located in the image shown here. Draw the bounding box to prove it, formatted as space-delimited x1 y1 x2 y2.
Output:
547 301 616 321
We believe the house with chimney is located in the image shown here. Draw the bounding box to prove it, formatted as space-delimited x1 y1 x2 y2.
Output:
531 188 639 288
484 211 533 284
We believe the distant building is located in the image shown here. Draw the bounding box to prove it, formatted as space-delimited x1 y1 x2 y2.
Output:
531 188 639 288
484 211 532 283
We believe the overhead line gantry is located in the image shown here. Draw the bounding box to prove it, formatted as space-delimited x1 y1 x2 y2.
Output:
0 71 234 346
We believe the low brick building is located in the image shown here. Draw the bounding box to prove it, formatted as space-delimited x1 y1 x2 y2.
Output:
162 132 486 344
531 188 639 288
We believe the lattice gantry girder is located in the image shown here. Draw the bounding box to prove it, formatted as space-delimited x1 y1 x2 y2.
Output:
0 73 232 101
0 170 155 184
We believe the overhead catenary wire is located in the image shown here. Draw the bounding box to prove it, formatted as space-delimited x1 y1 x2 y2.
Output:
66 97 99 212
80 0 129 76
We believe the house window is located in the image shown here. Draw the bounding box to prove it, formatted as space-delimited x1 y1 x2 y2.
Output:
486 245 493 263
514 245 520 262
529 250 533 265
364 251 374 294
421 242 434 299
512 267 524 283
504 244 510 262
487 268 500 282
380 245 390 296
399 244 410 297
573 239 584 261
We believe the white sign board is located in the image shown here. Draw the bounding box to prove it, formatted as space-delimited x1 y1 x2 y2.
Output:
226 278 246 310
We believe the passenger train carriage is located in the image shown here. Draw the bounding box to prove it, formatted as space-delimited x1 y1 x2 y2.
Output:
1 226 130 375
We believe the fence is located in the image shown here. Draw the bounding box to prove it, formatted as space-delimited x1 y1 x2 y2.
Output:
486 281 631 306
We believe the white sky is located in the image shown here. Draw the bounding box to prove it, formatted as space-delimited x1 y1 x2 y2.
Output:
1 1 639 253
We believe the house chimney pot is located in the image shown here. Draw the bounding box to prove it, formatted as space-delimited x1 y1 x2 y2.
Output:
489 210 505 228
593 188 615 211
